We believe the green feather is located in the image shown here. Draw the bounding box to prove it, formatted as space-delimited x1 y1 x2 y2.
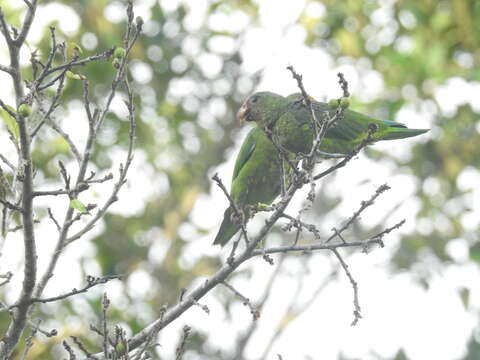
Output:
243 92 428 155
214 91 428 246
213 127 293 246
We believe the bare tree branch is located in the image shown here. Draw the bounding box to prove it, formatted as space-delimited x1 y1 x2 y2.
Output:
0 1 39 357
260 260 337 359
331 248 361 325
13 0 38 46
81 64 407 359
0 8 13 44
233 254 286 359
0 199 23 212
212 173 251 247
0 0 414 354
30 275 121 305
175 325 191 360
222 281 260 320
0 153 16 171
0 2 139 357
33 8 140 303
326 183 391 243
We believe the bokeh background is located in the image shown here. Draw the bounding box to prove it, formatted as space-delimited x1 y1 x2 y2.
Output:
0 0 479 359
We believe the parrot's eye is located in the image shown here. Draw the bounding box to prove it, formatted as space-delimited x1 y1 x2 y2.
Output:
250 96 258 104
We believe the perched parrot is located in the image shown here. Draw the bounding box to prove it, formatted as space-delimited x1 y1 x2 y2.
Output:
214 91 428 246
238 92 429 155
213 127 294 246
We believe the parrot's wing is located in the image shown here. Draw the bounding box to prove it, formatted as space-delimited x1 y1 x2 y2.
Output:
287 101 364 142
326 110 427 142
232 128 257 182
323 109 374 142
213 128 258 247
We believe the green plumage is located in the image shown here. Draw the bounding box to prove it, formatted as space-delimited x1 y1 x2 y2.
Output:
242 92 428 155
213 127 292 246
213 91 428 246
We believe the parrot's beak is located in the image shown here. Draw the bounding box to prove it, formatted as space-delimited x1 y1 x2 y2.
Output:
237 102 251 123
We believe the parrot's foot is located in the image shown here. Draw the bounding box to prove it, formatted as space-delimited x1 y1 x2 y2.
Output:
327 97 350 109
248 202 275 216
301 157 316 171
255 202 271 211
230 208 245 226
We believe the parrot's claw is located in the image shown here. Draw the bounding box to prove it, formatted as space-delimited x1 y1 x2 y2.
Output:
244 203 276 218
252 202 273 212
230 209 245 225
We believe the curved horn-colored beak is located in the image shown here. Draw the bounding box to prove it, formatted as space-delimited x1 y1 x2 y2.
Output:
237 101 249 123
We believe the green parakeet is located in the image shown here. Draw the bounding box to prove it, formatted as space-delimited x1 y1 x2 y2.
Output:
213 91 428 246
213 127 294 246
238 92 428 155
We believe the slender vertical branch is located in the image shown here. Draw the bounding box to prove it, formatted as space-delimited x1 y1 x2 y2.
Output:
331 249 361 326
0 1 39 358
0 8 13 44
13 0 38 46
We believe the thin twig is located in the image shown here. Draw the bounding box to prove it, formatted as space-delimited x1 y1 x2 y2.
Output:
260 262 338 359
252 219 405 258
331 249 361 326
0 3 39 357
0 154 16 171
31 275 120 304
0 8 13 44
250 237 386 257
102 293 110 358
0 272 13 287
65 78 137 244
280 213 321 241
337 72 350 97
13 0 38 46
63 340 77 360
19 325 37 360
0 199 23 212
313 123 378 181
286 65 319 135
175 325 191 360
233 254 286 359
212 173 250 246
71 336 99 360
41 50 114 79
0 98 18 118
83 64 402 359
47 208 61 232
222 281 260 320
33 5 139 303
326 183 390 243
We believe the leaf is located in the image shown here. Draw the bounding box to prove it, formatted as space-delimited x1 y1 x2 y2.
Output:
1 108 19 140
70 199 87 213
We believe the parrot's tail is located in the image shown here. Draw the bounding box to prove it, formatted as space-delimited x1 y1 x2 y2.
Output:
213 207 240 246
381 127 429 141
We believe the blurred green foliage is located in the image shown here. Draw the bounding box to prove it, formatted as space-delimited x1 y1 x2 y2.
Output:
0 0 479 359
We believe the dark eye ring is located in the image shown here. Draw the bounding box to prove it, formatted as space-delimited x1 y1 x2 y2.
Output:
251 96 258 103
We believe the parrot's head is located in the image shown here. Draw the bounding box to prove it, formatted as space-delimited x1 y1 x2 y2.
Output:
237 92 288 129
